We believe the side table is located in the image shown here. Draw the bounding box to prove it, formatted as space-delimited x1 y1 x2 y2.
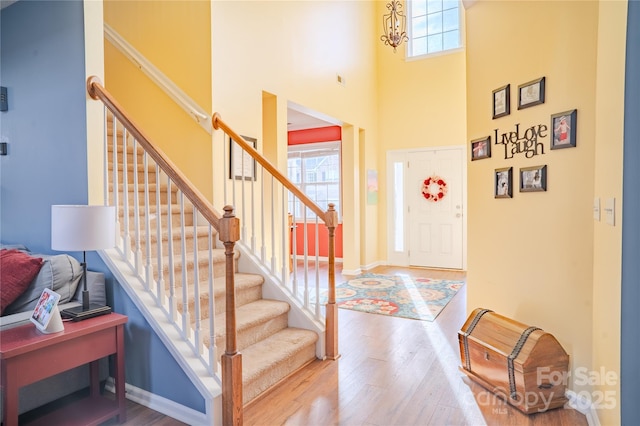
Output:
0 312 127 426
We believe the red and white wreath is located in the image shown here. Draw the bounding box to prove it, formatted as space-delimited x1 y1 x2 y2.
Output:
421 175 448 202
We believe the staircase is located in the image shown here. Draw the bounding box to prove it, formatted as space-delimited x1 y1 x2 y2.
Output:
106 115 319 407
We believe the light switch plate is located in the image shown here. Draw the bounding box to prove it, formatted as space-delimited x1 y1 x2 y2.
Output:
593 197 600 221
605 198 615 226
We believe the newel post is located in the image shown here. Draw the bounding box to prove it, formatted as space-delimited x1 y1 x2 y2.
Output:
219 205 242 426
325 203 340 360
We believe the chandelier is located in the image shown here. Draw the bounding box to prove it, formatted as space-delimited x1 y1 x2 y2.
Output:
380 1 408 52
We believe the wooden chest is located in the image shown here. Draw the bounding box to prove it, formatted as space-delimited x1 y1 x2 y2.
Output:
458 308 569 414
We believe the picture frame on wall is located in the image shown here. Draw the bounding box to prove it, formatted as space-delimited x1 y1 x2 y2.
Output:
229 135 257 180
550 109 577 149
495 167 513 199
471 136 491 160
517 77 545 109
492 84 510 119
520 165 547 192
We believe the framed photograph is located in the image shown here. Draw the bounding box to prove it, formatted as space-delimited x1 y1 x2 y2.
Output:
517 77 545 109
229 135 257 180
550 109 577 149
492 84 510 119
520 165 547 192
30 288 63 334
471 136 491 161
495 167 513 199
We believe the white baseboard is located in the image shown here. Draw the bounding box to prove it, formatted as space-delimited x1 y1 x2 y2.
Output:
361 260 386 272
105 378 209 425
565 390 601 426
341 268 362 276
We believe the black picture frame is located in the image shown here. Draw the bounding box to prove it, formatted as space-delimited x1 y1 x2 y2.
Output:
517 77 545 110
229 136 257 180
471 136 491 161
492 84 510 119
520 165 547 192
495 167 513 199
550 109 577 150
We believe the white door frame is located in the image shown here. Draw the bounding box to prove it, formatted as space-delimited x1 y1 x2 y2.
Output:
386 145 467 270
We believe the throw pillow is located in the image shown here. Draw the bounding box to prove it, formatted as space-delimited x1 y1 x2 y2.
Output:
0 249 44 315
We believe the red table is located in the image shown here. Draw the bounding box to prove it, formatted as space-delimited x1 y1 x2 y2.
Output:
0 313 127 426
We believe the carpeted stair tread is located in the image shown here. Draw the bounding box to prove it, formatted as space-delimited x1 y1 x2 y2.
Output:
213 273 263 299
242 328 318 380
213 299 290 338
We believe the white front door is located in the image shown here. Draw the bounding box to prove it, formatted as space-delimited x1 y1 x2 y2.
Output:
407 148 463 269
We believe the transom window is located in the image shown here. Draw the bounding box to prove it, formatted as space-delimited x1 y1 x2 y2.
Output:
287 141 341 221
408 0 461 58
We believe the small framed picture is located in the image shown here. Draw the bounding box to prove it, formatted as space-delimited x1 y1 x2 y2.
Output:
550 109 577 149
495 167 513 199
471 136 491 161
517 77 545 109
492 84 510 119
229 136 257 180
30 288 62 333
520 165 547 192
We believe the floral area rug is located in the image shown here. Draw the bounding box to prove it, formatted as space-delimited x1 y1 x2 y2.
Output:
334 273 465 321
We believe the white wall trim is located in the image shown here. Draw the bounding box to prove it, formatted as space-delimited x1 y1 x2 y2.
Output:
565 390 601 426
105 378 213 426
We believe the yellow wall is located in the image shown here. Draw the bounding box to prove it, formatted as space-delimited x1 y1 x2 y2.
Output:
466 2 624 421
103 0 213 200
210 0 379 272
376 0 467 263
592 1 627 423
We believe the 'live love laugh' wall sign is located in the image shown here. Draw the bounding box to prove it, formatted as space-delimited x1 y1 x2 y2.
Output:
494 122 547 159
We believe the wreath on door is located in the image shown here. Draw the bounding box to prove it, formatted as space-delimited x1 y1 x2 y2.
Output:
421 175 448 202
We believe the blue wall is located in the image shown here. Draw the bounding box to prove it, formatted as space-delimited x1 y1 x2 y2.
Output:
0 0 87 252
0 0 203 415
621 0 640 423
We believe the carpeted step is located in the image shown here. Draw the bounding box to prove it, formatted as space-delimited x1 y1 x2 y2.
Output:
241 327 318 404
211 299 290 354
155 249 238 287
176 272 264 322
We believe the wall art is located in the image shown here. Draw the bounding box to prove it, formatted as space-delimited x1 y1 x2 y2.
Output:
550 109 577 149
520 165 547 192
495 167 513 199
492 84 510 119
471 136 491 160
518 77 545 110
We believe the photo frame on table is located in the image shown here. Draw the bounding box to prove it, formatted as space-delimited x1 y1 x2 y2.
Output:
550 109 577 150
520 165 547 192
517 77 545 109
471 136 491 161
30 288 63 334
495 167 513 199
492 84 510 119
229 135 257 180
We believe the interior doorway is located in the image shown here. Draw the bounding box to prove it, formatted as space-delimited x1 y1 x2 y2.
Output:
387 146 466 269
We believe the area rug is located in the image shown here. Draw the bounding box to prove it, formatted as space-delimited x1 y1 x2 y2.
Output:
334 273 465 321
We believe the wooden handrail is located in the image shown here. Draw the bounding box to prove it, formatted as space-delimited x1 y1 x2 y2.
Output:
87 76 221 229
212 113 329 224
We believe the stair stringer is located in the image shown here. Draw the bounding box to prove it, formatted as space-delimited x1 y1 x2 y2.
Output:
99 247 221 426
233 243 327 360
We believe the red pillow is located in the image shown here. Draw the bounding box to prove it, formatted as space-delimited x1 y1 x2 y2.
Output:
0 249 44 315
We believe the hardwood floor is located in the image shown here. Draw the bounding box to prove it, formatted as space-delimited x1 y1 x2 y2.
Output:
24 265 588 425
243 265 588 426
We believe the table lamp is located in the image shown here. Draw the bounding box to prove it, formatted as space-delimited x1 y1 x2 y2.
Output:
51 205 115 320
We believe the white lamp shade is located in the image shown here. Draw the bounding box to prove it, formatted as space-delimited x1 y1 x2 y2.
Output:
51 205 116 251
